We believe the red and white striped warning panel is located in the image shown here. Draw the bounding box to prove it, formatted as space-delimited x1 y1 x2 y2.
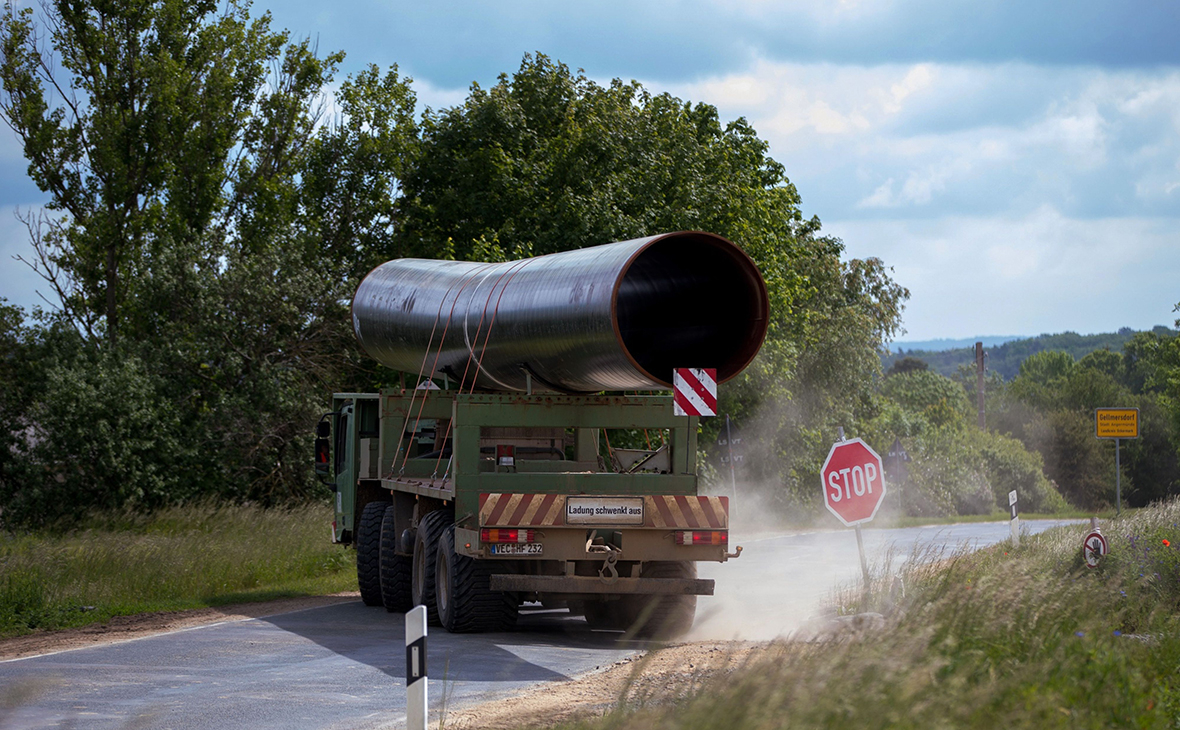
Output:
479 493 729 529
645 495 729 529
479 493 565 527
673 368 717 417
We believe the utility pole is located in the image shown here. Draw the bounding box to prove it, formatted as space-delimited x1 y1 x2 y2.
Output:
725 414 737 501
975 341 986 430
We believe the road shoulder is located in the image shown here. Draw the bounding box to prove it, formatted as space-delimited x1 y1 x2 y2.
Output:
445 640 762 729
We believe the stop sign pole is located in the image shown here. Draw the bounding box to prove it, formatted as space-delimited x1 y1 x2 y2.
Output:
822 428 887 591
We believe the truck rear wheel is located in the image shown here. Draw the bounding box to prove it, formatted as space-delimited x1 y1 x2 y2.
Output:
356 501 387 607
583 599 630 631
379 504 412 613
435 526 518 633
625 561 698 639
411 509 452 625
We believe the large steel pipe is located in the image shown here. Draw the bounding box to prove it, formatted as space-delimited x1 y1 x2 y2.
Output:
351 231 769 393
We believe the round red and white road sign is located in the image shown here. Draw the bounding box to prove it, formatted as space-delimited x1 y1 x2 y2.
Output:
1083 530 1108 568
821 438 887 526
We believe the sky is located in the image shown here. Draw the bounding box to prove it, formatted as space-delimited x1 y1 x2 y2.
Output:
2 0 1179 342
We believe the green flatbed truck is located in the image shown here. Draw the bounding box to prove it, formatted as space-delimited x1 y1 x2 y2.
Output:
317 390 737 635
316 231 767 635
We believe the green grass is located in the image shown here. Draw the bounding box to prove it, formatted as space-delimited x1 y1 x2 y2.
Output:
884 507 1131 528
0 502 355 638
558 499 1180 729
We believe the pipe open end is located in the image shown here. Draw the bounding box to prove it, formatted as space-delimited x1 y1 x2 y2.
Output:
615 232 770 388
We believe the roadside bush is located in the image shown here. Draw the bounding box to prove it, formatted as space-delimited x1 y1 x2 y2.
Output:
1022 410 1114 510
973 427 1069 513
896 425 1066 517
868 365 1067 517
4 347 199 527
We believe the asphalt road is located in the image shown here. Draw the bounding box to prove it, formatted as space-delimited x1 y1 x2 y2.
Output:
0 602 643 730
0 518 1082 729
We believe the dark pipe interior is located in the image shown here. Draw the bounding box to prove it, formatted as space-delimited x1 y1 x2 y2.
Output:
615 233 769 386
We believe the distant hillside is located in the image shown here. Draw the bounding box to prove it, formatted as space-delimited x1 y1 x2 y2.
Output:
891 335 1022 352
883 326 1179 380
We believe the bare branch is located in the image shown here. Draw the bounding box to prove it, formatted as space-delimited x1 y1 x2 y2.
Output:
13 207 96 338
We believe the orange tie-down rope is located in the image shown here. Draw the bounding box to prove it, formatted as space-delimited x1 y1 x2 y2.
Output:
433 257 535 480
394 263 494 476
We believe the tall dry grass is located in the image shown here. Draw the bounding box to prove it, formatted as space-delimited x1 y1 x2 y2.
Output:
0 502 353 637
560 499 1180 729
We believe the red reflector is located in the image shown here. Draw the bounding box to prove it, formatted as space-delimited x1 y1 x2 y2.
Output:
480 528 535 543
674 531 728 546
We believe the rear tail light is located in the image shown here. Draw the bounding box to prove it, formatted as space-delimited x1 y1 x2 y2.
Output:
674 530 728 546
481 528 536 543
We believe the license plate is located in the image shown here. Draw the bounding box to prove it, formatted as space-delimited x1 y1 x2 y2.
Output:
490 542 543 555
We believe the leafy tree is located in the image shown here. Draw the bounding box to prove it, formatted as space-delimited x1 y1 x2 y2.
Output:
1122 329 1176 395
297 63 418 283
880 370 971 426
0 0 319 341
1077 348 1123 381
1016 350 1076 386
887 356 929 376
1115 308 1180 505
1022 410 1113 510
1120 400 1180 507
0 299 34 517
984 334 1180 510
0 1 416 525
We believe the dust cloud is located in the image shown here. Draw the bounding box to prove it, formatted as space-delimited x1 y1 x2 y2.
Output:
691 484 1078 641
691 484 872 642
691 391 910 641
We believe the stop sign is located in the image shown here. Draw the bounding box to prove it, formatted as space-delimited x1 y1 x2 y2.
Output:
821 438 886 526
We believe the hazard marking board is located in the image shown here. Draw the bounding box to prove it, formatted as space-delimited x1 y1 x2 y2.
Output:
674 368 717 417
478 493 729 529
478 493 564 527
646 495 729 529
1083 530 1108 568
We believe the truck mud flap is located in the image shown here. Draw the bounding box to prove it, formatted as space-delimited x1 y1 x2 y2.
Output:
488 575 714 595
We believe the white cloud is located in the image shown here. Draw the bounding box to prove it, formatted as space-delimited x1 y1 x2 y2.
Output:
666 60 937 144
856 156 972 208
883 64 935 114
664 62 1180 221
414 78 471 113
827 207 1180 340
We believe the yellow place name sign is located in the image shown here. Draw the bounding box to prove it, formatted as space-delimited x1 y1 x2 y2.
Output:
1096 408 1139 439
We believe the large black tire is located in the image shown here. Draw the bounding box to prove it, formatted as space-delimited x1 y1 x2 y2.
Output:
435 526 518 633
583 599 631 631
356 501 387 607
411 509 452 625
620 562 698 639
379 504 413 613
